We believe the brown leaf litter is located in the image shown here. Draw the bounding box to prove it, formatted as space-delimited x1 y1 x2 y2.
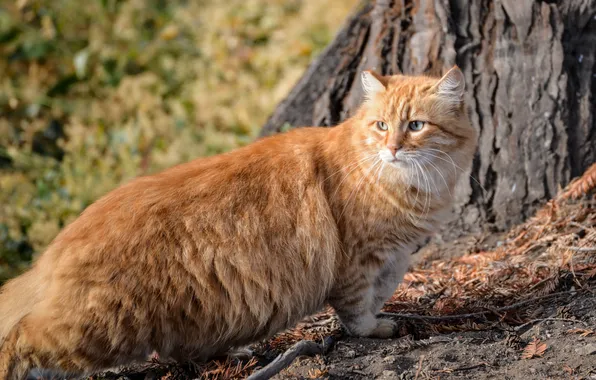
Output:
521 337 548 359
559 162 596 201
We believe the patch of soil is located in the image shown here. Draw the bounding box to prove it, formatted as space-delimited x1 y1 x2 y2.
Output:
273 283 596 380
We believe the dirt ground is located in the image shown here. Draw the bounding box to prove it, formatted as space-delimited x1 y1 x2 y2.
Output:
272 270 596 380
277 309 596 379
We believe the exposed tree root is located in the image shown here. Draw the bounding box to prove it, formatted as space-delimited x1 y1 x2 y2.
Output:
246 337 334 380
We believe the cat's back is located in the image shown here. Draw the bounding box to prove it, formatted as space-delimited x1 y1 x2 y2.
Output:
55 126 333 248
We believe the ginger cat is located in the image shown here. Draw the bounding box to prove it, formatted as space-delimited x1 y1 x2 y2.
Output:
0 66 477 379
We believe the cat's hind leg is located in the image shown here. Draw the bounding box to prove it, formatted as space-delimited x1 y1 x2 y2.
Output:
0 323 31 380
0 318 83 380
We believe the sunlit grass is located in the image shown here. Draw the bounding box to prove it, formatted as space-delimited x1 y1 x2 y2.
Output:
0 0 359 281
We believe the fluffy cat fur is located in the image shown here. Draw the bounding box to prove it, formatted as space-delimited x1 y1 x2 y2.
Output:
0 66 477 379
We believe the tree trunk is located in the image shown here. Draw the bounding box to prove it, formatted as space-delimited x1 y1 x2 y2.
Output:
260 0 596 237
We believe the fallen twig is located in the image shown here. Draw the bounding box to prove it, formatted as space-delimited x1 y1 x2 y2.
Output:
568 246 596 252
435 362 489 373
391 334 455 352
414 355 425 380
246 337 334 380
514 317 589 332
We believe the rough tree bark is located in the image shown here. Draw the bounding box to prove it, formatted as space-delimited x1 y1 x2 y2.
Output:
260 0 596 236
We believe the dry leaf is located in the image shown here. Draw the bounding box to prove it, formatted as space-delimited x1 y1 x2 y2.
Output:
521 337 548 359
566 328 595 337
586 267 596 279
308 368 329 378
563 364 576 375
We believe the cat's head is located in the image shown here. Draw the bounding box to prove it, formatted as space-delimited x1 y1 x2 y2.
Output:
354 66 478 192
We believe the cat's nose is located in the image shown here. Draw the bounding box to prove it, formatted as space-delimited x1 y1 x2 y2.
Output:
387 144 400 157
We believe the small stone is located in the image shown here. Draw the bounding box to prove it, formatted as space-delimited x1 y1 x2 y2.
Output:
529 368 536 374
346 349 357 358
383 355 396 364
575 343 596 356
379 370 399 379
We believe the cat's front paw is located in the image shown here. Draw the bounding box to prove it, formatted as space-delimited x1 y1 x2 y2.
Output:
369 318 398 339
339 314 399 338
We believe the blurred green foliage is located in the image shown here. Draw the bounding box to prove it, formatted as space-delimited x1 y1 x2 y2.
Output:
0 0 358 282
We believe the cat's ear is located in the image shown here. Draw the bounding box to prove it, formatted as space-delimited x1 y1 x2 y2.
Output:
361 70 386 101
434 66 465 103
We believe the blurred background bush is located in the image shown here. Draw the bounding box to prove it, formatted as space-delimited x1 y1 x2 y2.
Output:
0 0 359 282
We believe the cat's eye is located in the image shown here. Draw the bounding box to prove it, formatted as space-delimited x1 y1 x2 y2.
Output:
376 121 389 131
408 121 425 131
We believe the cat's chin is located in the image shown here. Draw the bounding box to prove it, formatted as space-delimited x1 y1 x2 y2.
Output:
379 155 408 168
378 159 420 187
378 150 408 167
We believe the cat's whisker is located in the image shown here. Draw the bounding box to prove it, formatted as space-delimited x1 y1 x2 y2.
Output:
326 154 377 183
403 157 418 200
411 158 430 225
414 161 428 225
421 148 458 177
423 160 440 197
421 149 487 195
407 157 421 209
376 161 385 186
339 157 381 219
364 159 385 212
405 153 440 200
427 161 451 196
330 154 378 198
403 156 422 225
414 154 451 197
413 158 432 220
